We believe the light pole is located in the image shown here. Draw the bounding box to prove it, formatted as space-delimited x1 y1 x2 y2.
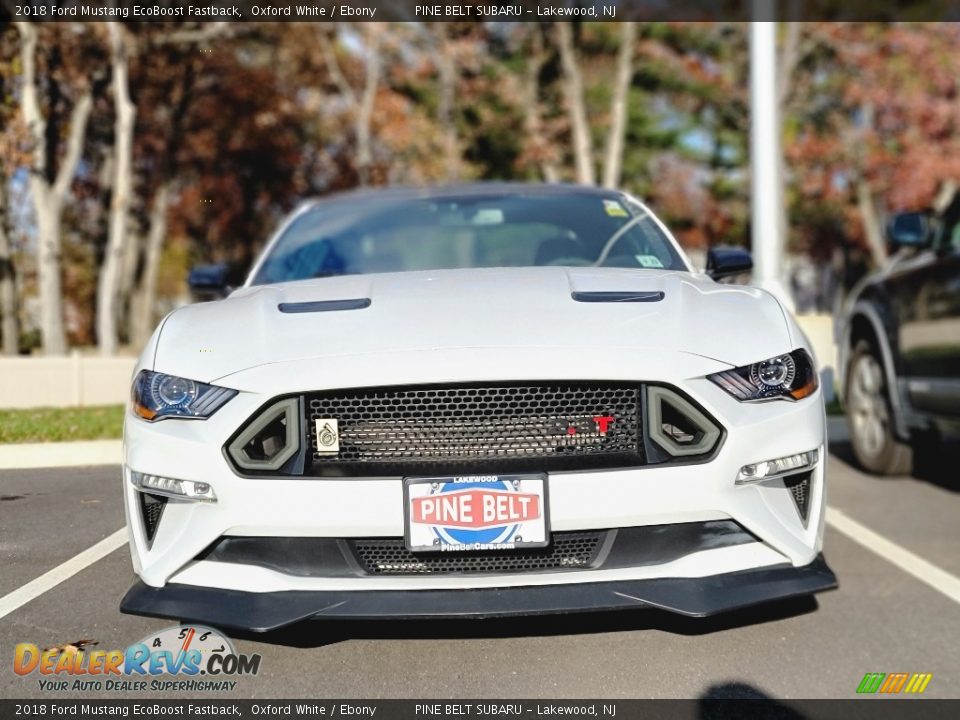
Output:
749 17 793 309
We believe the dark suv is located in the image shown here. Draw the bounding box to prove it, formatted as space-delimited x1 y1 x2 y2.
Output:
837 203 960 474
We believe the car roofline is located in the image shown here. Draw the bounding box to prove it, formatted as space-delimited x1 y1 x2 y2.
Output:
298 182 628 206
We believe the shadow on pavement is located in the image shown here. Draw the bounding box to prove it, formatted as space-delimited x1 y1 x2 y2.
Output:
909 439 960 490
829 428 960 493
230 596 819 649
698 682 807 717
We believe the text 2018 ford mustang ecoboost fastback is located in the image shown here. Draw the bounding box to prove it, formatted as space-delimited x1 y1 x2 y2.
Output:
120 184 836 631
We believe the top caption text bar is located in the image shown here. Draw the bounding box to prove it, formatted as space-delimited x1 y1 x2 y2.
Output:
6 0 960 22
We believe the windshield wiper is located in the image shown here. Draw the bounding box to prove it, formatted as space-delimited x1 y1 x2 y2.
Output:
592 210 652 267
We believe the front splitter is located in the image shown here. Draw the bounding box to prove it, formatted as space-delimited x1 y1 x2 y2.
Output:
120 555 837 632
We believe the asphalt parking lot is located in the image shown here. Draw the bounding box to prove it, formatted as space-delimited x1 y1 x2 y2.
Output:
2 420 959 700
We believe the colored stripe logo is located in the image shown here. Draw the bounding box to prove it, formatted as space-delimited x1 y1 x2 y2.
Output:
857 672 932 694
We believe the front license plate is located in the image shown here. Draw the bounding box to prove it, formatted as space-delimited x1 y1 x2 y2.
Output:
404 474 550 553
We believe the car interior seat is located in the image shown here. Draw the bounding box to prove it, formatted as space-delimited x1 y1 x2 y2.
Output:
534 236 591 266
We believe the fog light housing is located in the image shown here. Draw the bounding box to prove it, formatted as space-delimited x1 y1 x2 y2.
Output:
130 471 217 502
736 449 819 484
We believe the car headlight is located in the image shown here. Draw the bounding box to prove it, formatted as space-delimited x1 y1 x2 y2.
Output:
131 370 236 421
708 349 818 402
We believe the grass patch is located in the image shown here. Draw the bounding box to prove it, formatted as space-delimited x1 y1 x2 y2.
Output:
825 397 845 416
0 405 125 444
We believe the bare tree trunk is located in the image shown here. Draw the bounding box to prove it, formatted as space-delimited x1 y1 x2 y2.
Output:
117 219 142 344
857 179 888 267
556 22 595 185
932 179 957 214
356 25 383 186
17 22 93 355
777 22 802 257
127 39 197 351
132 183 171 349
777 22 801 107
0 181 17 355
98 24 137 355
433 27 460 182
522 28 559 183
320 25 383 185
319 26 355 100
602 22 636 189
34 200 67 354
852 102 887 267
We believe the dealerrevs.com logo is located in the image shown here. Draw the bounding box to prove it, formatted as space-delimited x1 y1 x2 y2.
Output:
14 625 261 693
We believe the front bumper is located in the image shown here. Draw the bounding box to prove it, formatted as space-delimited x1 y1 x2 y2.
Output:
121 554 837 632
121 347 831 629
123 374 829 583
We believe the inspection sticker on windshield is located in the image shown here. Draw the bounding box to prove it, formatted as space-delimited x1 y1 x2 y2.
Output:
404 474 549 552
635 254 664 268
472 208 504 225
603 199 629 217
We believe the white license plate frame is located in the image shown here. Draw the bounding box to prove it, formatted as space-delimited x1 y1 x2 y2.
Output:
403 473 550 553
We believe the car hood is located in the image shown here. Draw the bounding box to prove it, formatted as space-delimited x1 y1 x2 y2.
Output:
152 267 794 383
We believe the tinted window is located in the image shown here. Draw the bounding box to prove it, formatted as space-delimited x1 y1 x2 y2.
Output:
251 193 686 285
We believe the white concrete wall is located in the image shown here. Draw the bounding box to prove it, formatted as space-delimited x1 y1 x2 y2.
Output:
795 313 837 402
0 355 137 409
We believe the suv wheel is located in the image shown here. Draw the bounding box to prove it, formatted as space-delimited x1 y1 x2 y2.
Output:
846 340 912 475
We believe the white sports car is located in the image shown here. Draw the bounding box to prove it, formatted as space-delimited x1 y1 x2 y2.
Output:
120 184 836 631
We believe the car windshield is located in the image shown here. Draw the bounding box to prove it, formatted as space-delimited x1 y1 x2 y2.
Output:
251 191 687 285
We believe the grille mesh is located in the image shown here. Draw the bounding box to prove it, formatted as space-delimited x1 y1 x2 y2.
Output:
351 531 606 575
138 492 167 544
305 382 642 475
785 473 810 520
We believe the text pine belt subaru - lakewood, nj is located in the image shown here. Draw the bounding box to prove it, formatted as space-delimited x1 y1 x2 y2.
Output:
120 183 836 631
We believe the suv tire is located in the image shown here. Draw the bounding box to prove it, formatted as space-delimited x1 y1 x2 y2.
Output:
845 339 912 475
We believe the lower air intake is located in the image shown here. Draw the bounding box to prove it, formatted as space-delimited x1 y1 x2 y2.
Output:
785 472 811 521
351 531 606 575
139 492 167 545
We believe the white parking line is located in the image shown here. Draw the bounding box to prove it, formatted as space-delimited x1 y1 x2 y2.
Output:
826 506 960 605
0 528 127 621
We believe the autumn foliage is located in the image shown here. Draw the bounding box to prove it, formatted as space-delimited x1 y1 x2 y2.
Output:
1 21 958 352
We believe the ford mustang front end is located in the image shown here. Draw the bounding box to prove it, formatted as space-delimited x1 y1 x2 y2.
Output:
120 184 836 631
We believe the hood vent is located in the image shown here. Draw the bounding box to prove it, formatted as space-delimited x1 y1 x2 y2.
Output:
278 298 371 314
571 291 664 303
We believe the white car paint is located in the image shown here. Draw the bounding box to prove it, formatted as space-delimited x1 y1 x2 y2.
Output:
122 189 827 613
153 268 794 384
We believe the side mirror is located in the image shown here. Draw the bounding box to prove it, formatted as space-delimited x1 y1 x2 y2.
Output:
887 212 932 252
706 247 753 281
188 263 235 300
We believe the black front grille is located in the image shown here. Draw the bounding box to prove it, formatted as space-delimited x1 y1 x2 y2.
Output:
197 521 757 578
351 531 606 575
305 382 643 475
